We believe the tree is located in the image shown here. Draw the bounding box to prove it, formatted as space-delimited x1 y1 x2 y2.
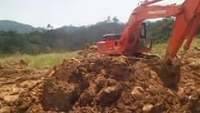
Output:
106 16 111 23
47 24 54 30
112 17 119 23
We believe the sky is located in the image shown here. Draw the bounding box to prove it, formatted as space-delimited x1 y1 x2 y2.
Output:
0 0 184 28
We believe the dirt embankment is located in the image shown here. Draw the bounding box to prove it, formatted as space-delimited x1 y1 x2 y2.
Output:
0 49 200 113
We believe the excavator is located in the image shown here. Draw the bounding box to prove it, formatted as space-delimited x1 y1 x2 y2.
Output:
97 0 200 66
97 0 200 63
96 0 200 87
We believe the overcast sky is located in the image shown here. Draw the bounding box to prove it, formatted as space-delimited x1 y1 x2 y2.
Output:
0 0 184 28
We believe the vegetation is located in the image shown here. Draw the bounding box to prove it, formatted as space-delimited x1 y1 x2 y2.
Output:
0 18 175 55
0 18 124 54
152 38 200 56
0 51 78 69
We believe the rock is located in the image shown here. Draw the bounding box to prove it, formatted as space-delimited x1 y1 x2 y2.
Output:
188 61 200 70
3 95 19 103
142 104 154 112
96 84 122 106
131 86 144 98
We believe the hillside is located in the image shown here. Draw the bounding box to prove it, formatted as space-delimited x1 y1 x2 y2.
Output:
0 19 124 54
0 20 44 33
0 18 192 54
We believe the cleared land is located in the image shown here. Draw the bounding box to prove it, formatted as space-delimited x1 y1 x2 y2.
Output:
0 39 200 113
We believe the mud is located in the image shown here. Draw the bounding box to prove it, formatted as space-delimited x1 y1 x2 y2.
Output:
0 49 200 113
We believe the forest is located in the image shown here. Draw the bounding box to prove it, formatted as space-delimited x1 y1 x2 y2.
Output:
0 18 174 54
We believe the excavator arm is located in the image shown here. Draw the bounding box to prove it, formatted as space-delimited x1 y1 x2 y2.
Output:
165 0 200 63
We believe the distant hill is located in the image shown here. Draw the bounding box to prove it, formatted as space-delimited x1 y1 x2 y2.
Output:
0 20 45 33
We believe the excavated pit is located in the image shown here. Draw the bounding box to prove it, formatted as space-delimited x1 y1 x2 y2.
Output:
0 48 200 113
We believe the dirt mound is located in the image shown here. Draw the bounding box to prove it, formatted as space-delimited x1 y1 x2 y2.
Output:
10 49 199 113
1 50 200 113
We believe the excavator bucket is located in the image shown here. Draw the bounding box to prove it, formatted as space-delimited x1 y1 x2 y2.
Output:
160 59 181 89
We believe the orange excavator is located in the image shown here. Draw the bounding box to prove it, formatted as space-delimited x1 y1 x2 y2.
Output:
97 0 200 65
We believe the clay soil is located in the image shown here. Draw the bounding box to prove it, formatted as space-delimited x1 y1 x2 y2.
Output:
0 49 200 113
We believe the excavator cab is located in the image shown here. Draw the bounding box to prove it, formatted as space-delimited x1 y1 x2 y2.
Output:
97 33 122 55
97 22 152 55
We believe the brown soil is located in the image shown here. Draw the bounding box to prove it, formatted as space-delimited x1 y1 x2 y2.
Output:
0 60 48 113
0 49 200 113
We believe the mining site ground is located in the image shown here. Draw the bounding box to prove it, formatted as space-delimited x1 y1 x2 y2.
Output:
0 45 200 113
